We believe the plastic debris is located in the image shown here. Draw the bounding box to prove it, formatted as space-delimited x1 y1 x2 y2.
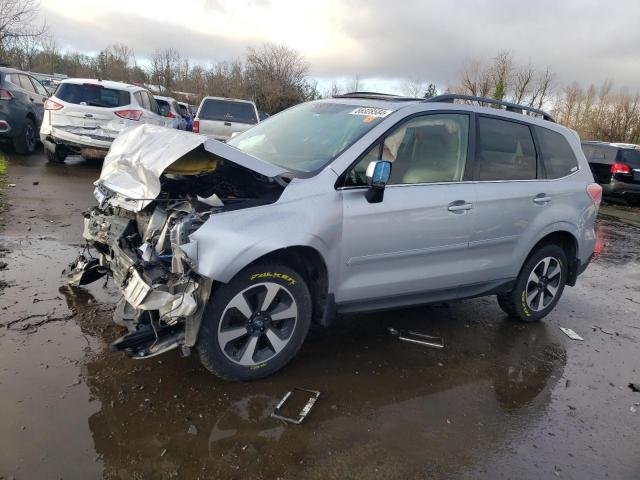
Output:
271 388 320 425
559 327 584 341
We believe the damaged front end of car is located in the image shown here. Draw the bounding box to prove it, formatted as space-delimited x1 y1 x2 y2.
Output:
66 124 288 359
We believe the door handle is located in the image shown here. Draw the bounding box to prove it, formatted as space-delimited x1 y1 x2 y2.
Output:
533 194 552 205
448 201 473 213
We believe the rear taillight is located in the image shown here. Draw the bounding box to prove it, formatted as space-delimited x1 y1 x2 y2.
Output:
115 109 143 121
166 111 176 118
0 89 14 100
587 183 603 208
44 99 63 110
192 119 199 133
611 162 631 174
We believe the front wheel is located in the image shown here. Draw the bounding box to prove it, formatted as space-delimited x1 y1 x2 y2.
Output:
198 262 312 380
497 244 568 322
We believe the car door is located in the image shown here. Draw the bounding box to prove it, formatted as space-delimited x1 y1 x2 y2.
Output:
142 92 166 126
13 74 39 120
27 75 48 126
337 112 476 308
466 115 544 285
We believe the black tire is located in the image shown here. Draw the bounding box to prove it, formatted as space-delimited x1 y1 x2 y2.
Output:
45 145 66 163
198 261 312 381
13 117 37 155
497 244 568 322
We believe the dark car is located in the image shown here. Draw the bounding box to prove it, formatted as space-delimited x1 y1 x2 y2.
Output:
581 141 640 205
0 67 48 154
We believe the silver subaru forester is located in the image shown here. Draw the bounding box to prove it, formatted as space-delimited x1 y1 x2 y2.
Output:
69 93 602 380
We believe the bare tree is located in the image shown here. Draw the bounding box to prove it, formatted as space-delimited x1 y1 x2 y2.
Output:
245 43 314 113
0 0 47 61
148 48 182 94
401 78 427 98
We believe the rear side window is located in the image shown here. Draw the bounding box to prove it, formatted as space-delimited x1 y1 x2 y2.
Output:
476 117 537 180
178 104 188 116
156 99 170 116
535 127 579 178
199 99 257 124
55 83 130 108
17 74 36 93
29 76 48 96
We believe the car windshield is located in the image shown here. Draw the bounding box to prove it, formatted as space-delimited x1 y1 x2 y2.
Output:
199 99 257 124
227 102 393 173
55 83 130 108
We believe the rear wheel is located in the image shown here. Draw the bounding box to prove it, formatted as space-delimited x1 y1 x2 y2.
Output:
497 244 568 322
45 145 66 163
198 262 312 380
13 117 37 155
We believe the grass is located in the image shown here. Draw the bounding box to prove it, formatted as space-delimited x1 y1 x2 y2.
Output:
0 151 7 213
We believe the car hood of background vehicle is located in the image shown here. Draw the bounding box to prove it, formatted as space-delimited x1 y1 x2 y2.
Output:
97 124 288 211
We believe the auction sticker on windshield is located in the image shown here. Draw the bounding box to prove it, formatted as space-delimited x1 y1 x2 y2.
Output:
349 107 393 118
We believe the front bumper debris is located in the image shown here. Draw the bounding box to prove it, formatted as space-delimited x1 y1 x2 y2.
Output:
67 204 212 358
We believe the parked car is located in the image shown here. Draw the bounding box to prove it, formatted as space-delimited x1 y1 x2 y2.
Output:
192 96 259 140
0 67 49 154
68 93 600 381
40 79 168 162
581 141 640 205
154 95 186 130
177 101 193 131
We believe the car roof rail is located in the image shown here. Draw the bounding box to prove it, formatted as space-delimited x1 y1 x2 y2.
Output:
424 94 555 122
333 91 421 102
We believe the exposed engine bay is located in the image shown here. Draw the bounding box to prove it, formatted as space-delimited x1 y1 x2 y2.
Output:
66 126 288 359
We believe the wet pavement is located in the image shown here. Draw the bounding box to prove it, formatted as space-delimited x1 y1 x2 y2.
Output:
1 149 639 479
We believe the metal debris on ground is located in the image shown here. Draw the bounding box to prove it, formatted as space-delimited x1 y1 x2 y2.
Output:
388 327 445 349
629 383 640 393
271 388 320 425
592 325 617 336
559 327 584 341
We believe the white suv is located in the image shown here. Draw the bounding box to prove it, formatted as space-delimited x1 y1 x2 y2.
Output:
40 79 168 162
193 96 259 141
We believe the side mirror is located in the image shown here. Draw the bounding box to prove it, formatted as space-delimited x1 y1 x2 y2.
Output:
365 160 392 203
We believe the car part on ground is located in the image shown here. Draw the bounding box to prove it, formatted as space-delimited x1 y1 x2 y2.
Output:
559 327 585 341
0 67 49 155
39 79 169 162
388 327 445 349
271 388 321 424
69 93 598 380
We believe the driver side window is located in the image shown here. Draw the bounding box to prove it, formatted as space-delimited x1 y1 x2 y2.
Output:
345 143 381 186
346 113 469 186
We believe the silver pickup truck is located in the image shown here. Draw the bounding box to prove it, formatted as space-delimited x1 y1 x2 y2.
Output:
193 96 259 141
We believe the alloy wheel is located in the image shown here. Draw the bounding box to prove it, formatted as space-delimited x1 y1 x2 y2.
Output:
25 122 36 152
217 282 298 366
525 256 562 312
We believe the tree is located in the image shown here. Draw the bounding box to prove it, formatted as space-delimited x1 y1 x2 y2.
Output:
245 43 315 113
424 83 438 99
147 48 182 94
0 0 47 62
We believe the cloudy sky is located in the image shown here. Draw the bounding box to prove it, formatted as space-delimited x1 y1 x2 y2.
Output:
39 0 640 93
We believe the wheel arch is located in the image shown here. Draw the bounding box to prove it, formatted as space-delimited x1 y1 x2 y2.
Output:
243 246 333 327
523 229 579 286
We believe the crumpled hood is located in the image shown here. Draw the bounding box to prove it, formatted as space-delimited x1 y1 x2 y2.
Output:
97 124 287 211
